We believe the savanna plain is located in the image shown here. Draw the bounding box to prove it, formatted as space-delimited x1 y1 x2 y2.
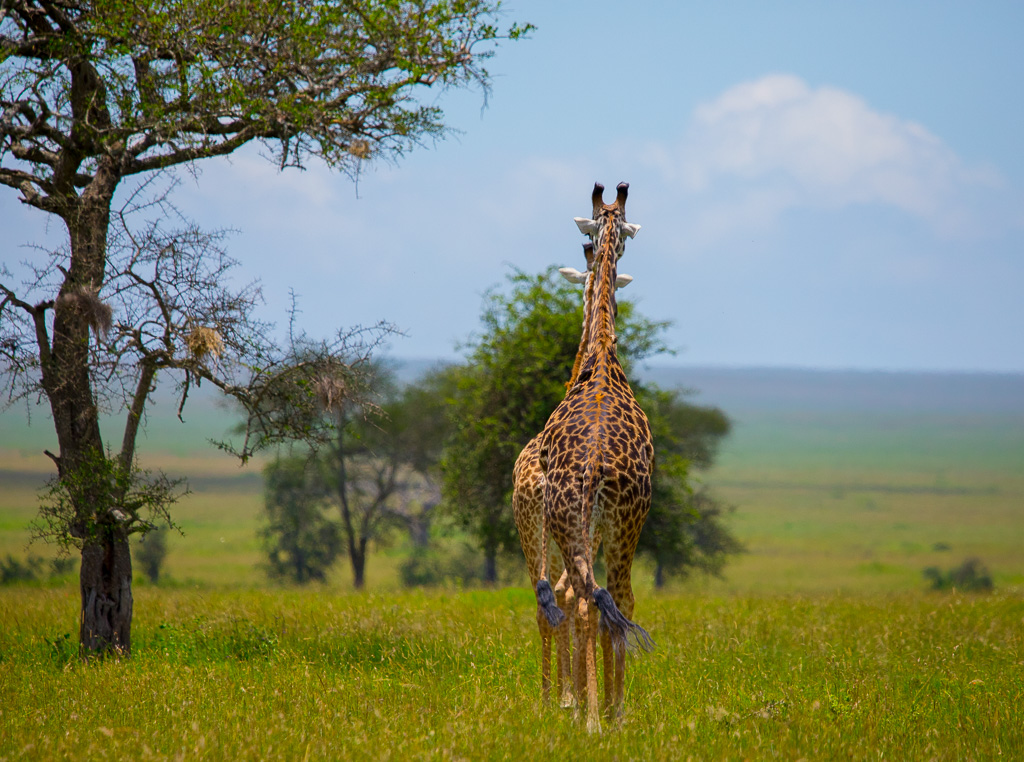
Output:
1 370 1022 760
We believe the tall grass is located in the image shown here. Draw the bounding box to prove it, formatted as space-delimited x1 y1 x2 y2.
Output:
2 586 1022 759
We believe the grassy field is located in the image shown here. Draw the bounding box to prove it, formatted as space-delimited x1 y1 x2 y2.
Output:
1 587 1022 759
3 409 1022 594
2 371 1023 757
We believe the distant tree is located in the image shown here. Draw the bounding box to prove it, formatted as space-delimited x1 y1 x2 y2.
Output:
441 268 671 583
0 552 75 584
133 526 168 584
637 386 742 587
317 365 404 590
646 387 732 469
261 456 341 584
1 0 530 656
381 367 456 547
398 541 482 588
261 362 452 589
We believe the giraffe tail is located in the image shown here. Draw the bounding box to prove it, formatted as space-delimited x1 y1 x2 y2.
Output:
578 460 653 654
536 506 565 628
594 587 654 655
536 579 566 628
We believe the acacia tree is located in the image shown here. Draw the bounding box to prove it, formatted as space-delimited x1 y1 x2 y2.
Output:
0 0 529 656
6 194 394 651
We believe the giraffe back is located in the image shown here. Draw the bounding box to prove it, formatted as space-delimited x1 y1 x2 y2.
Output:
539 346 653 541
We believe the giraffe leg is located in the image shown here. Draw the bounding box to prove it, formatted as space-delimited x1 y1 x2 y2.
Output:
601 622 614 718
554 569 575 708
605 551 642 722
530 496 563 703
575 591 601 733
562 552 601 733
537 609 554 702
572 587 586 716
587 534 613 717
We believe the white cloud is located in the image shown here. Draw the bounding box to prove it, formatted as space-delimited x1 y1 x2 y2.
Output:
663 74 1005 240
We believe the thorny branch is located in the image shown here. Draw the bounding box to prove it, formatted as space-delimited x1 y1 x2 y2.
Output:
3 183 399 470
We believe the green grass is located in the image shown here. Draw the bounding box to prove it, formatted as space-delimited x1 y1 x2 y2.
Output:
719 409 1024 474
1 587 1022 759
688 408 1024 596
695 465 1024 595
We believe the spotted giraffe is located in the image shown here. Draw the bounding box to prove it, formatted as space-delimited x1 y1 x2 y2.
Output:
513 242 634 707
538 182 654 732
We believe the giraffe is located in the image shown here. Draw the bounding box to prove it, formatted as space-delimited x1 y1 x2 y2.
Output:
538 181 654 733
513 242 634 707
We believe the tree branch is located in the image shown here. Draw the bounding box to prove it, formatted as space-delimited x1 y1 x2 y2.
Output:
118 356 157 473
122 123 265 175
0 166 54 209
0 280 54 369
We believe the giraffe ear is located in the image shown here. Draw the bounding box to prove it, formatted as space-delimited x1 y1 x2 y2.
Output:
558 267 588 284
620 222 641 239
574 217 599 236
615 273 634 289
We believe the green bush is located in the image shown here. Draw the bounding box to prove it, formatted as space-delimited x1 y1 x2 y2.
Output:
923 557 994 592
0 554 44 584
399 543 482 587
0 554 76 584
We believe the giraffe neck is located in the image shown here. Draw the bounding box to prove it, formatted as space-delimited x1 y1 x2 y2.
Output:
585 228 620 359
565 269 599 392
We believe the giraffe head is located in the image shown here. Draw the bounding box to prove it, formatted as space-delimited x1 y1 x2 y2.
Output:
572 183 641 349
573 182 641 261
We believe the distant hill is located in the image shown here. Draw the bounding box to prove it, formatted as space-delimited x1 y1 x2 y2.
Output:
390 360 1024 417
630 366 1024 475
638 366 1024 416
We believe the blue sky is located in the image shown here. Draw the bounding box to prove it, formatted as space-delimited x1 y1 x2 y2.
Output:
4 1 1023 372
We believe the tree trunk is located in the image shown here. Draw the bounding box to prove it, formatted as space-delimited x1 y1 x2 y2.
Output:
44 167 128 657
483 548 497 585
79 528 133 656
407 501 435 548
351 542 366 590
654 561 665 589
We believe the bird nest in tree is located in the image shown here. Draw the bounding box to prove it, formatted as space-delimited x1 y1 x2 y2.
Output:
312 371 348 413
185 325 224 362
56 286 112 338
348 139 371 159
